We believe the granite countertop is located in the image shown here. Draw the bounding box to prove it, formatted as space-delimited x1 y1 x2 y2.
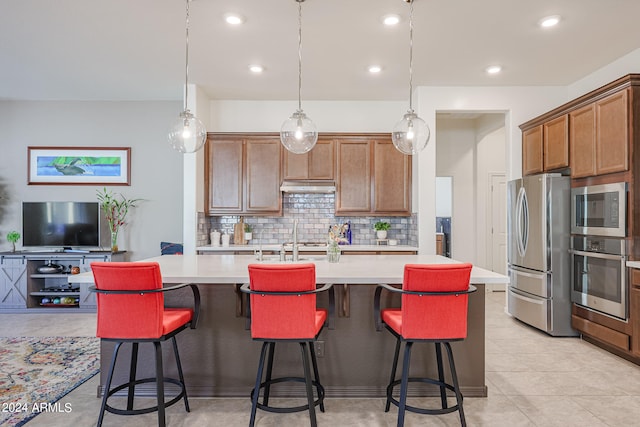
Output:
196 244 419 252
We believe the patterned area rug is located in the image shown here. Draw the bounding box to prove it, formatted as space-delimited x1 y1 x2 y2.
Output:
0 336 99 426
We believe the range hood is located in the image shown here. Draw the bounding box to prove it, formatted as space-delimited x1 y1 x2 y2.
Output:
280 180 336 193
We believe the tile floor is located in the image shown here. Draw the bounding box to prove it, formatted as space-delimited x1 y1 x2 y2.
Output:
4 291 640 426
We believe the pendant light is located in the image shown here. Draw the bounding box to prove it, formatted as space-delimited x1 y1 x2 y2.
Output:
168 0 207 154
392 0 430 155
280 0 318 154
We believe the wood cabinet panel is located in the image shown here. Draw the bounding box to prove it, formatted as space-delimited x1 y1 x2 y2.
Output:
569 104 597 178
543 114 569 170
283 139 334 180
207 135 282 215
596 89 629 175
245 139 281 212
522 125 543 175
308 139 335 179
336 140 371 213
373 140 411 214
207 139 243 213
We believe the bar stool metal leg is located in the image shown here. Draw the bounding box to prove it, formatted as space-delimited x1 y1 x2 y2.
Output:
444 342 466 426
435 342 448 410
397 341 413 427
98 342 122 427
153 341 166 427
308 341 325 412
263 342 276 407
385 337 402 412
127 342 138 411
300 342 318 427
250 342 269 427
172 336 190 412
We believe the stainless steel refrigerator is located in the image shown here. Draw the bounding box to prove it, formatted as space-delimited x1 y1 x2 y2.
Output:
507 173 577 336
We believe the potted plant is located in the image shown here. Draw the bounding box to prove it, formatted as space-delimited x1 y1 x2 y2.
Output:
97 187 141 252
6 231 20 252
374 221 391 240
244 224 253 241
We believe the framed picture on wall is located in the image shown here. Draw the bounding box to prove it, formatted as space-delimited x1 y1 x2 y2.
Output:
27 146 131 186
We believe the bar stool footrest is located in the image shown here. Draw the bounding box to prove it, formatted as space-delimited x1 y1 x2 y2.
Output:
251 376 325 414
104 377 188 416
386 377 461 415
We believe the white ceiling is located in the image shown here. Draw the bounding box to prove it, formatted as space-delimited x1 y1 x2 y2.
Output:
2 0 640 102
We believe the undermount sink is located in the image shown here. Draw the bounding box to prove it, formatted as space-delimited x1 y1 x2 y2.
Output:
258 255 324 263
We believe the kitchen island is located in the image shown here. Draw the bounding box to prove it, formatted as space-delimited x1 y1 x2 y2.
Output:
70 254 508 398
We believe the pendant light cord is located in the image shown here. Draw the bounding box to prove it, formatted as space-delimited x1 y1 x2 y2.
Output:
408 0 414 112
297 0 303 112
183 0 191 112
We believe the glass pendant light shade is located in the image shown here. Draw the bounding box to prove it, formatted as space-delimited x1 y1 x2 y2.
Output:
280 110 318 154
168 110 207 153
392 110 430 155
169 0 206 154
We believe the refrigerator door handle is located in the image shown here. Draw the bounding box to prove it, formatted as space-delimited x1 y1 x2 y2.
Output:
516 186 528 257
510 268 545 280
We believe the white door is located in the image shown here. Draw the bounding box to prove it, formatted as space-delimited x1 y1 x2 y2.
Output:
488 173 507 291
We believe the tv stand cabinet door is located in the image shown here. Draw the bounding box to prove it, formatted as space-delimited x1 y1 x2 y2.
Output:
0 256 27 309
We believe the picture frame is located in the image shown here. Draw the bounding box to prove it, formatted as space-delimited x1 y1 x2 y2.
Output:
27 146 131 186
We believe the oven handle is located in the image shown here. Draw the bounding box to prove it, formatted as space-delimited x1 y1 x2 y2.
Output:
568 249 626 261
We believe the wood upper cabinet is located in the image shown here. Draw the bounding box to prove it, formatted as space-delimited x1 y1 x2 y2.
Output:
336 139 371 213
568 89 629 178
522 125 543 175
373 140 411 214
336 135 411 216
206 135 282 215
282 138 335 180
206 138 243 212
543 114 569 171
569 104 596 178
596 89 629 175
245 139 282 213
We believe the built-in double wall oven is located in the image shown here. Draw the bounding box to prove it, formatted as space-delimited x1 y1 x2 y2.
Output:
569 182 628 320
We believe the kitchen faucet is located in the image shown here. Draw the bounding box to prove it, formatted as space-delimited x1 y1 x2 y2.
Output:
292 219 299 261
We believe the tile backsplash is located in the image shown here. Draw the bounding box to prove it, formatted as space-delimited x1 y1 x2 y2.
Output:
199 193 418 246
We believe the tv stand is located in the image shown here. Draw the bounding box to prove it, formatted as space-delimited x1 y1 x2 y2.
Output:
0 251 125 313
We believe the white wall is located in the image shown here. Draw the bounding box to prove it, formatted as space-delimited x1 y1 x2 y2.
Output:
415 85 568 254
568 48 640 100
0 101 184 260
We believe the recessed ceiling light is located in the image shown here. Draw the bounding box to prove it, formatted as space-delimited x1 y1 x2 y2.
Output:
539 15 560 28
485 65 502 75
224 13 244 25
368 65 382 74
249 65 264 73
382 14 400 26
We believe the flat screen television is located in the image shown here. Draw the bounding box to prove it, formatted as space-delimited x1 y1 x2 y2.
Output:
22 202 101 248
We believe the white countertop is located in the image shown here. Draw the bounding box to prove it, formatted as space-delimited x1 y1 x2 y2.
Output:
627 261 640 269
69 254 509 285
196 244 418 252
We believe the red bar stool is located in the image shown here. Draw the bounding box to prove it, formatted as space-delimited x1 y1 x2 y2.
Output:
374 263 476 427
90 262 200 427
240 263 334 427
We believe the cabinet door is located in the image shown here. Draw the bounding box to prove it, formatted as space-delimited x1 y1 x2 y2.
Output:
543 114 569 171
522 125 543 175
245 139 282 214
336 140 371 214
373 140 411 215
308 139 335 180
596 89 629 175
282 139 335 180
0 257 27 308
207 139 243 213
570 104 596 178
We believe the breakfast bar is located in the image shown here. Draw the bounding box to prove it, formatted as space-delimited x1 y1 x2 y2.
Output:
69 254 508 399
